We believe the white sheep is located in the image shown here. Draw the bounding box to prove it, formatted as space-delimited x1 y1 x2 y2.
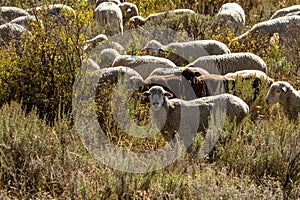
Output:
96 0 121 7
97 48 121 68
185 52 267 75
129 9 195 28
141 86 249 151
118 2 139 25
141 39 231 66
285 11 300 17
216 2 245 35
26 4 76 21
111 54 178 79
10 15 42 31
94 2 123 35
265 81 300 120
0 6 30 25
270 5 300 19
235 15 300 43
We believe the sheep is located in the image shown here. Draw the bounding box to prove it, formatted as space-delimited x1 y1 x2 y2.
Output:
285 11 300 17
10 15 42 31
118 2 138 25
0 6 30 24
0 22 30 48
185 70 274 107
148 66 209 78
270 5 300 20
265 81 300 120
94 2 123 35
141 39 231 66
129 9 195 28
144 73 198 100
216 2 246 35
111 55 178 79
84 34 109 52
97 48 121 68
235 16 300 43
185 52 267 75
141 86 249 151
26 4 76 22
96 0 121 7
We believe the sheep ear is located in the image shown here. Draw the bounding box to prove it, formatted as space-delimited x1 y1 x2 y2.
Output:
194 72 201 77
141 91 151 97
140 48 147 54
158 48 166 55
281 87 287 93
164 92 173 98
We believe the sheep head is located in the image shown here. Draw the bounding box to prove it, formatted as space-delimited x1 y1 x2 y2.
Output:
142 86 172 111
265 81 290 104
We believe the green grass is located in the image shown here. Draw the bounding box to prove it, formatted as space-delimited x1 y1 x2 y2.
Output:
0 0 299 199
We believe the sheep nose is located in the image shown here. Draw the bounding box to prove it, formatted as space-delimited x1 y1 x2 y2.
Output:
152 102 159 106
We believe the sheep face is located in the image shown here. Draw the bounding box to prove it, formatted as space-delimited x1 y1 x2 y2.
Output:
265 82 289 104
142 86 172 111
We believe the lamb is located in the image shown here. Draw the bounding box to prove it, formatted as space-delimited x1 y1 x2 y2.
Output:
270 5 300 19
129 9 195 28
118 2 139 25
265 81 300 120
141 39 231 66
111 54 178 79
94 2 123 35
235 16 300 43
185 52 267 75
216 2 245 35
0 6 30 24
141 86 249 151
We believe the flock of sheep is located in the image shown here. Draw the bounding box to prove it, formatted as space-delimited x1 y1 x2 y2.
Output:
1 1 300 153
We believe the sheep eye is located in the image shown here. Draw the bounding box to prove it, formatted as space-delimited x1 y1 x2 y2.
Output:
275 90 281 93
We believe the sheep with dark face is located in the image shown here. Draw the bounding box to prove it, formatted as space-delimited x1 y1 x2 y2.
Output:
141 39 231 66
141 86 249 151
118 2 138 25
265 81 300 121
